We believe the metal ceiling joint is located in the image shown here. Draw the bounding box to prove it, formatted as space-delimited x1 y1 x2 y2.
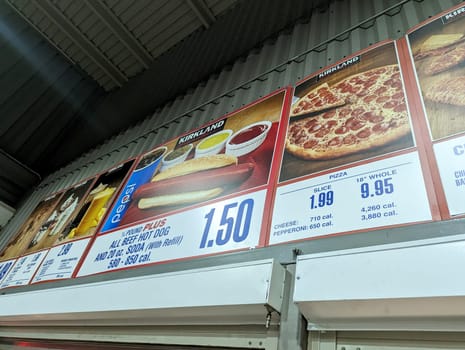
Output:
31 0 127 87
187 0 216 29
83 0 152 69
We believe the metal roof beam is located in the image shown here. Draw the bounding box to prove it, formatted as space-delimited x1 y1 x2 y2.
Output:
32 0 127 87
187 0 216 29
84 0 152 69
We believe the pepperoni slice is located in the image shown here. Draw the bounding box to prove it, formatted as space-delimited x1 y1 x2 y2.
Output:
328 136 343 147
383 79 394 86
346 117 365 131
304 119 318 128
394 103 407 113
351 107 364 117
392 92 404 100
356 128 371 139
303 139 318 148
335 126 348 135
391 81 402 89
315 128 330 138
324 95 338 104
338 108 351 117
363 95 377 103
309 123 323 133
322 110 337 119
293 107 302 114
349 77 364 84
363 81 376 89
325 120 338 128
361 112 384 123
372 122 390 133
376 96 390 103
383 100 398 109
374 86 387 95
343 134 357 145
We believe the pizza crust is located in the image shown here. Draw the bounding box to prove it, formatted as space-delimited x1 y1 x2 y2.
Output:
423 76 465 106
423 42 465 75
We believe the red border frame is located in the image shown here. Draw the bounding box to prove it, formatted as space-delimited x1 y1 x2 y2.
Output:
74 87 293 278
265 39 440 246
403 2 465 220
26 158 137 285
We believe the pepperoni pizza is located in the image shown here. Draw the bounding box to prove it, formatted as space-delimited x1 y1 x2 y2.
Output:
286 65 411 160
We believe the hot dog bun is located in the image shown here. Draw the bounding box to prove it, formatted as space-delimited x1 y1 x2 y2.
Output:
151 154 237 182
138 187 223 209
135 163 254 199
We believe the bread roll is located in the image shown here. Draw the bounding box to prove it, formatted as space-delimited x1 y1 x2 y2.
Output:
138 187 223 209
151 154 237 182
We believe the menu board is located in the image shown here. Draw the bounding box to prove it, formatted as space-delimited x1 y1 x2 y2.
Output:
269 41 434 245
0 251 47 288
77 89 291 277
406 3 465 217
0 259 15 285
31 160 134 283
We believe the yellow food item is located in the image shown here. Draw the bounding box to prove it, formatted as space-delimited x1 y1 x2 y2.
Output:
420 34 463 51
198 132 229 150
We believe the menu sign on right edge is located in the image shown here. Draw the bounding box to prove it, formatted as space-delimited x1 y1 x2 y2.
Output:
269 40 434 245
406 3 465 217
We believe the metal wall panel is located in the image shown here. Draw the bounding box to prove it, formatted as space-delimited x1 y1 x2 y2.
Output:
2 0 463 244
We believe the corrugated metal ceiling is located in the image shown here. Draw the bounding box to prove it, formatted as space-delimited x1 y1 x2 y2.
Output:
6 0 238 90
1 0 320 207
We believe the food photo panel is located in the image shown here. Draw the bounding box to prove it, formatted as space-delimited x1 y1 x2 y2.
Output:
0 178 97 288
77 88 291 277
406 3 465 217
269 40 436 245
31 160 135 283
0 192 63 262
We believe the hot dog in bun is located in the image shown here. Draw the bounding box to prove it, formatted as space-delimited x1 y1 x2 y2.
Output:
133 154 254 209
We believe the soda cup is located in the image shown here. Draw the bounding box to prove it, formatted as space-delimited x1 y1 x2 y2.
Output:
100 146 167 233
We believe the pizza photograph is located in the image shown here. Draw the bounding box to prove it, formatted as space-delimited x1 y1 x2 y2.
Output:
408 6 465 140
280 42 415 182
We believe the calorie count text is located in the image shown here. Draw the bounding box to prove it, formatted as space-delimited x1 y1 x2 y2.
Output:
357 169 398 220
94 197 258 271
306 167 399 226
97 220 177 270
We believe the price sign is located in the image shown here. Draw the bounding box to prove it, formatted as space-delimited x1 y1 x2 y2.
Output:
434 135 465 216
31 238 91 283
0 251 47 288
0 259 15 285
270 152 432 244
77 190 265 276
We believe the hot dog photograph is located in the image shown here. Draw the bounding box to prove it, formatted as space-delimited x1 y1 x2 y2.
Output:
280 42 415 183
407 4 465 140
102 91 287 230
